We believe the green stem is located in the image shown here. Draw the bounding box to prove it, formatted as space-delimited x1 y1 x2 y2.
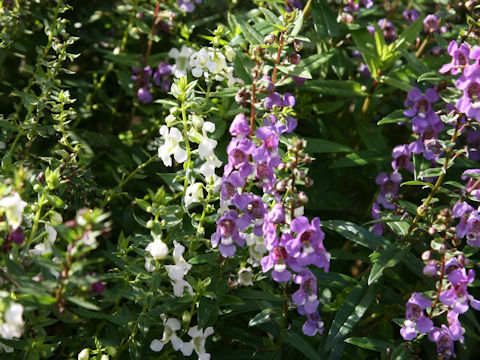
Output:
181 102 192 195
28 194 46 248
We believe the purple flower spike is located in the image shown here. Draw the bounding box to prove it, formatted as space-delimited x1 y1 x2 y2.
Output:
455 60 480 121
298 307 324 336
378 18 396 42
423 14 439 33
264 92 282 110
429 326 456 359
268 203 285 224
375 172 402 210
400 292 433 341
440 42 470 75
137 87 153 104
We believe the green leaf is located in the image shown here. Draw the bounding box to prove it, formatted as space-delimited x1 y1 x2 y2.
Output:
248 308 274 327
393 18 423 51
381 76 414 92
287 10 304 40
235 16 264 45
351 28 381 77
297 52 334 74
325 280 377 350
323 220 390 250
67 296 100 311
283 332 322 360
368 243 410 285
276 64 312 79
377 109 409 125
418 167 444 178
401 181 434 189
417 71 444 83
188 253 218 265
312 0 340 38
311 269 358 288
345 337 393 352
259 8 281 26
303 80 368 97
330 151 388 168
304 138 353 153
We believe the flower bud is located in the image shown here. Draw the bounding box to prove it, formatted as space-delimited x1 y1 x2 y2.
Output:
278 163 286 171
268 203 285 224
423 260 439 278
191 115 204 129
421 250 432 261
288 53 301 65
263 34 276 45
275 181 287 193
78 348 90 360
297 191 308 205
36 172 45 184
8 228 24 245
293 39 303 52
305 177 313 188
33 184 41 192
417 204 427 217
286 161 295 170
237 267 253 286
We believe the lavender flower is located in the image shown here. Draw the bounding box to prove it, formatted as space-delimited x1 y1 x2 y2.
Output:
400 292 433 340
440 42 470 75
292 269 319 314
153 61 173 91
375 172 402 210
455 52 480 121
428 326 456 359
211 210 245 257
391 144 414 172
370 203 383 236
439 268 480 314
403 9 419 22
423 14 439 33
178 0 202 13
378 18 396 42
298 307 324 336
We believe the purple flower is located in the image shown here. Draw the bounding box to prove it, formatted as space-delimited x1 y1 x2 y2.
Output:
343 0 373 12
370 203 383 235
286 0 303 10
153 61 172 92
423 14 439 33
261 235 295 282
90 281 105 295
178 0 202 13
220 171 245 202
7 228 24 245
375 172 402 210
447 310 465 343
357 63 371 78
400 292 433 340
428 326 456 359
455 59 480 121
286 216 330 270
137 87 153 104
404 88 439 118
439 268 480 314
260 75 274 93
378 18 396 42
211 210 245 257
423 260 439 277
233 193 267 236
267 203 285 224
403 9 419 22
392 144 414 172
226 137 255 177
292 75 308 86
440 42 470 75
229 113 251 137
466 130 480 161
462 169 480 199
292 269 319 314
298 307 324 336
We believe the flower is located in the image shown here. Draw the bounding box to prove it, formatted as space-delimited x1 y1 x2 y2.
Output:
237 267 254 286
165 241 193 297
391 144 414 172
440 41 470 75
375 172 402 210
292 268 319 314
229 113 250 138
178 0 202 13
185 183 203 207
0 302 24 353
158 125 188 167
378 18 396 42
428 326 455 359
400 292 433 340
211 210 245 257
169 45 194 78
298 308 324 336
403 9 419 22
455 54 480 121
78 349 90 360
186 326 214 360
150 316 183 352
423 14 439 33
146 238 168 260
0 192 27 230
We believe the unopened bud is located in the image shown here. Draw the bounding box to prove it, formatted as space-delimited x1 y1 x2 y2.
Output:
264 34 276 45
288 53 301 65
276 181 287 193
305 177 313 188
36 172 45 183
293 39 303 52
297 191 308 205
417 204 428 216
78 348 89 360
421 250 432 261
278 163 286 171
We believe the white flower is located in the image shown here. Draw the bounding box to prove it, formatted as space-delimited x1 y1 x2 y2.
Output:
158 126 188 167
199 154 222 180
185 183 203 207
190 48 210 78
146 238 168 260
169 45 194 78
187 326 214 360
150 316 183 352
237 267 254 286
0 302 24 352
0 192 27 229
246 233 267 266
78 348 89 360
165 241 193 297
